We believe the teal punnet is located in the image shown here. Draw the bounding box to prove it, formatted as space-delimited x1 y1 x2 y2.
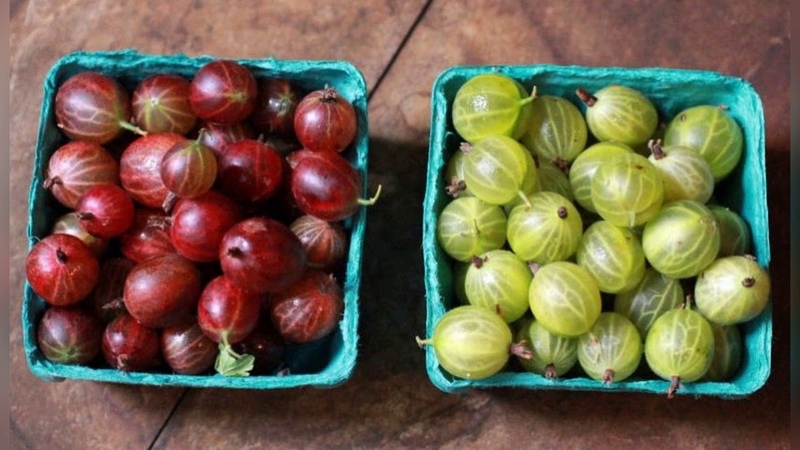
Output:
24 50 370 389
422 63 769 397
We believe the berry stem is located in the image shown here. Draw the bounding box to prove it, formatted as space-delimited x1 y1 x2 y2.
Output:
544 364 557 379
117 355 130 371
445 177 467 198
321 86 338 102
459 142 473 154
576 88 597 107
520 85 538 106
162 192 178 213
223 341 243 359
415 336 432 348
357 184 383 206
75 211 95 221
602 369 615 385
510 340 533 360
553 157 569 174
683 294 694 310
742 277 756 287
118 120 148 136
43 176 60 189
517 190 531 208
667 376 681 399
648 139 666 160
471 255 486 268
557 206 568 219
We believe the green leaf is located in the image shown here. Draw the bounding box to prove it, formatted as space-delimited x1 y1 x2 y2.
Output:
214 343 255 377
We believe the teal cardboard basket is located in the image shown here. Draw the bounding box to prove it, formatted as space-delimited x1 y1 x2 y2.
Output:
422 64 771 397
23 50 369 389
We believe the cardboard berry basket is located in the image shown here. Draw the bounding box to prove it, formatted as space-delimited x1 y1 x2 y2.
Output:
421 64 770 397
23 49 370 389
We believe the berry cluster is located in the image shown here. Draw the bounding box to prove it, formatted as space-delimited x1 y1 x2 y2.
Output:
28 59 378 378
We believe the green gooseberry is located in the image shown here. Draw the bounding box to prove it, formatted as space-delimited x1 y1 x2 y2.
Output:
521 95 588 166
576 220 646 294
642 200 720 279
663 105 744 182
704 324 743 382
515 317 578 379
614 268 684 338
500 146 539 212
694 255 771 326
463 135 535 206
436 196 507 262
568 141 634 213
444 147 473 198
464 250 533 323
647 139 715 204
528 261 602 337
452 73 535 143
534 158 573 202
577 312 643 384
591 152 664 228
576 85 658 148
507 192 583 265
708 205 752 257
417 305 531 380
644 305 714 397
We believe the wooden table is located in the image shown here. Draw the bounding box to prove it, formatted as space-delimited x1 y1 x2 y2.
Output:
10 1 790 448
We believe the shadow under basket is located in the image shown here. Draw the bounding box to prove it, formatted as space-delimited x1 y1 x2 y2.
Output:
421 64 771 397
23 49 371 389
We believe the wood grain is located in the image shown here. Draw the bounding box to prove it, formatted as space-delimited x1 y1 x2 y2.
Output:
369 0 790 151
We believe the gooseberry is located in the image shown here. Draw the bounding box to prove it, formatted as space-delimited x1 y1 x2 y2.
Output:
43 140 119 209
506 191 583 265
416 305 531 380
577 312 643 384
436 196 507 262
189 60 257 124
528 261 601 337
642 200 720 279
575 220 646 294
613 268 684 338
26 233 99 306
464 250 532 323
522 94 587 167
663 105 743 182
293 86 357 153
515 318 578 379
452 73 534 143
694 255 771 325
644 305 714 398
576 85 658 148
132 74 197 135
